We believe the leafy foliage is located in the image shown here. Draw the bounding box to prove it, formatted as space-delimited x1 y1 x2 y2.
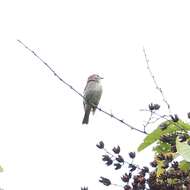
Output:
153 142 171 154
138 120 190 152
94 117 190 190
83 105 190 189
179 160 190 172
0 166 3 172
176 137 190 162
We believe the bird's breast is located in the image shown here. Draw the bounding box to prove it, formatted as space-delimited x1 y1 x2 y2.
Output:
84 82 102 104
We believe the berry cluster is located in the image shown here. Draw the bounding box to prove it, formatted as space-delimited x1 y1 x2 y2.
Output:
148 160 190 189
148 103 160 111
94 139 190 190
96 141 150 190
81 108 190 190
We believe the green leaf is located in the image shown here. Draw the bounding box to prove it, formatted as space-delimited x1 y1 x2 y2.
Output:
179 160 190 172
0 165 3 172
138 120 190 152
153 142 171 154
176 137 190 162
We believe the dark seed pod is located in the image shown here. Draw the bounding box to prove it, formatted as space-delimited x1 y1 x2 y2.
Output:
148 103 160 111
150 160 157 167
116 155 124 163
102 155 113 166
142 166 149 173
171 145 177 153
112 146 120 154
124 184 132 190
96 141 104 149
171 161 179 170
99 177 111 186
129 152 136 159
149 103 155 111
157 153 165 160
81 187 88 190
114 163 121 170
121 173 132 183
129 164 137 172
178 134 187 142
154 104 160 110
170 114 179 122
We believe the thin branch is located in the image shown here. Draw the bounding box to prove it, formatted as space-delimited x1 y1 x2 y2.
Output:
143 111 153 131
140 109 187 132
17 40 84 99
143 47 171 114
17 39 147 134
140 109 169 120
111 183 123 188
145 116 165 125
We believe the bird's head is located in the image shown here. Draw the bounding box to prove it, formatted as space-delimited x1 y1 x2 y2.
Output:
88 74 103 82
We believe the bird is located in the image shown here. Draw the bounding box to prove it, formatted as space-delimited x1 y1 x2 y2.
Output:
82 74 103 124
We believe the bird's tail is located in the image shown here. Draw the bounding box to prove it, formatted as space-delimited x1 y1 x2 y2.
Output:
82 105 91 124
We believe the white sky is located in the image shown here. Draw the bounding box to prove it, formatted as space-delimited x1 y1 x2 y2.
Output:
1 0 190 190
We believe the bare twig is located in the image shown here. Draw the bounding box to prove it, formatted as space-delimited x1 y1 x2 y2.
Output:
111 184 123 188
17 39 147 134
145 116 165 125
140 109 169 119
143 111 153 131
143 47 171 114
140 109 187 132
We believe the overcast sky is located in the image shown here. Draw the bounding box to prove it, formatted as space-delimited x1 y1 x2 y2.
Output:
1 0 190 190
